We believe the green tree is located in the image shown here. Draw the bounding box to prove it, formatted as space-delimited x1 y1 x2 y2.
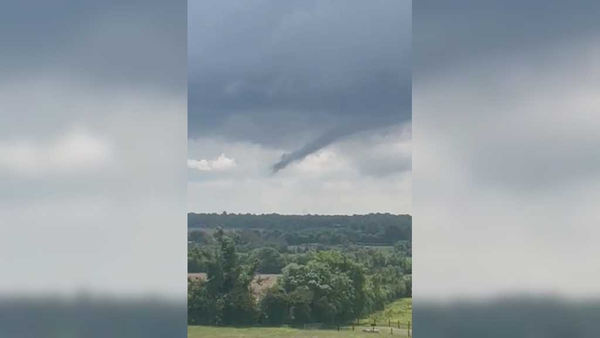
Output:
188 229 259 325
260 286 289 325
251 247 285 274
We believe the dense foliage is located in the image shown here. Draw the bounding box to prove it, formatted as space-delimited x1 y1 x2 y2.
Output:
188 228 411 327
188 229 259 325
188 239 411 275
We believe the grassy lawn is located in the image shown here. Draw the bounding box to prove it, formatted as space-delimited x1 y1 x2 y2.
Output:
362 298 412 324
188 326 409 337
188 298 412 337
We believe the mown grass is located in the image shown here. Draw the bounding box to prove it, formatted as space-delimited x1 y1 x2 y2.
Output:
188 326 409 337
362 298 412 324
188 298 412 337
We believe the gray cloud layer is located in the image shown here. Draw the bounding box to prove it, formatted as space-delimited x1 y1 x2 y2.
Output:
414 0 600 301
1 1 186 298
415 1 600 78
188 0 411 171
1 0 186 93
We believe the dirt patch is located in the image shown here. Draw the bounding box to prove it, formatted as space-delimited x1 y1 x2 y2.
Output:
188 273 279 295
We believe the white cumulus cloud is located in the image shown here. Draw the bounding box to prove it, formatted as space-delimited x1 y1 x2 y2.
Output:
188 153 236 172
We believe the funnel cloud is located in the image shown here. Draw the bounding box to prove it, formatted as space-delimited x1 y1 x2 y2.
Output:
271 114 411 173
272 127 357 173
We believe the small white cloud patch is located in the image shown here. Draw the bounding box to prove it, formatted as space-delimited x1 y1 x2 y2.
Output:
188 153 236 172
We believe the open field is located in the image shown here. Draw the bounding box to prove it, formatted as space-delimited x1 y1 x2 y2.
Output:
188 326 410 337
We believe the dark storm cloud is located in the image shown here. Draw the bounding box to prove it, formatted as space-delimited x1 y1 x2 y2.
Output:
188 0 411 170
0 0 186 92
415 1 600 77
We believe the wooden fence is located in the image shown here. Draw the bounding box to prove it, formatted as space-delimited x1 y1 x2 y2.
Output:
348 319 411 336
300 320 412 336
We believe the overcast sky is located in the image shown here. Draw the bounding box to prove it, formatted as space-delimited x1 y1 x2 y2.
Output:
0 0 186 298
413 0 600 300
188 0 412 215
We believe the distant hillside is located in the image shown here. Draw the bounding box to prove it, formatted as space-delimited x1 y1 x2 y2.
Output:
188 213 411 246
188 212 411 230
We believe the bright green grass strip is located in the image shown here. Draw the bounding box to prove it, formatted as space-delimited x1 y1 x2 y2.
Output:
188 325 410 337
362 298 412 324
188 298 412 337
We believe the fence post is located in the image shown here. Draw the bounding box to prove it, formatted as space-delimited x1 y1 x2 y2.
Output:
408 321 411 337
352 325 354 331
397 320 400 328
388 319 391 327
391 328 393 335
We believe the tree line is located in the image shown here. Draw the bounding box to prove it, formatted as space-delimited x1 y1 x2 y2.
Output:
188 212 412 248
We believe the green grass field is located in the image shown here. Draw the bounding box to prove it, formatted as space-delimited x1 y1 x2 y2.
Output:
188 326 411 337
188 298 412 337
362 298 412 324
